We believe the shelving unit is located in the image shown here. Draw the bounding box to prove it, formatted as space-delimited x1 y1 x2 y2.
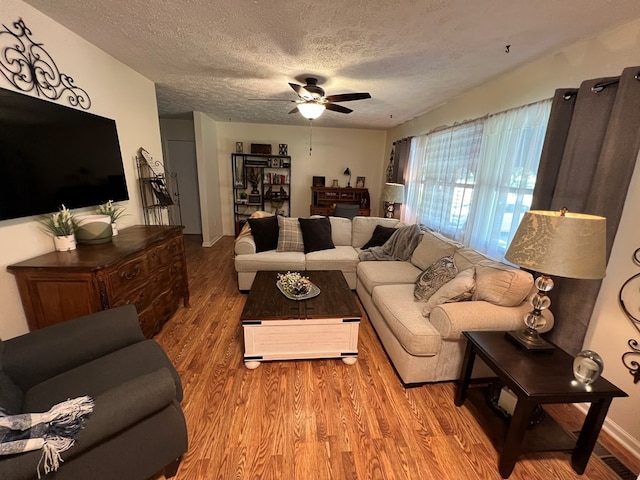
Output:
136 148 182 226
232 153 292 236
310 186 370 216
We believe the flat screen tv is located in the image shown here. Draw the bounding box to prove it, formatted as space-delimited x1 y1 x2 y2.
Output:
0 86 129 221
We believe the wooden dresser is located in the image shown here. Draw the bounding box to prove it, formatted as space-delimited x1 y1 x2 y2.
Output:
310 186 371 216
7 225 189 337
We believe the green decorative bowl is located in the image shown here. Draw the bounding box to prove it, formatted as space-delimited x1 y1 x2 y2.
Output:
75 215 113 245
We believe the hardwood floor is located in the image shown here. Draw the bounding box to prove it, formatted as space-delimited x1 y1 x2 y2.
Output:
152 234 639 480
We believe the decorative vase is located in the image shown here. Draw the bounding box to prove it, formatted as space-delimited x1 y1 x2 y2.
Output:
111 222 118 236
573 350 604 385
75 215 113 245
54 234 76 252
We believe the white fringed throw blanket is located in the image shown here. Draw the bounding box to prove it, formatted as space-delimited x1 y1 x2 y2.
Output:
0 396 94 478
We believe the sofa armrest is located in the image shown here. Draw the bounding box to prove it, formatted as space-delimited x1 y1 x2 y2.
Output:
235 235 257 255
0 368 181 480
430 301 555 340
3 305 145 391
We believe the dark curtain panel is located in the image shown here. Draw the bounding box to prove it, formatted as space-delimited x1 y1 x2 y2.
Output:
387 138 412 184
531 66 640 354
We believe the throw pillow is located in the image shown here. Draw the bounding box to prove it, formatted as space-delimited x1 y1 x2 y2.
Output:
298 217 336 253
414 255 458 302
473 262 533 307
362 225 397 249
0 339 24 414
277 216 305 252
248 215 279 253
421 267 475 317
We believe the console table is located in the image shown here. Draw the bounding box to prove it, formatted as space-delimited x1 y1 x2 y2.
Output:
310 186 370 216
455 331 627 478
7 225 189 338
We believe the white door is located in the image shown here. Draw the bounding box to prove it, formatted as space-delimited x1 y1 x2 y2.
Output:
166 140 202 234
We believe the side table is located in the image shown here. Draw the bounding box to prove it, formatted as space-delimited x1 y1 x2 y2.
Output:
455 331 627 478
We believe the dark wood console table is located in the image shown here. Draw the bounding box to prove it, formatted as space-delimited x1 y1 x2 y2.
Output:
7 225 189 337
455 331 627 478
310 186 370 216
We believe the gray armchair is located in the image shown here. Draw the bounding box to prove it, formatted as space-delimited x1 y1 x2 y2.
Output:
0 305 187 480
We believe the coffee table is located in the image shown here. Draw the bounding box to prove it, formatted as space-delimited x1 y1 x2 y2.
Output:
240 270 361 369
455 331 627 478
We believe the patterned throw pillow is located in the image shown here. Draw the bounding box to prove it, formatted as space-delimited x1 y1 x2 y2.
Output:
277 216 304 252
421 267 475 317
414 255 458 302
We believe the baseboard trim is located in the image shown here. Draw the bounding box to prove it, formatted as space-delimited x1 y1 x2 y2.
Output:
575 403 640 462
202 234 224 247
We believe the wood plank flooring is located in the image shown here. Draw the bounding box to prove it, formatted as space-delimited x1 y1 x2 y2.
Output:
152 234 639 480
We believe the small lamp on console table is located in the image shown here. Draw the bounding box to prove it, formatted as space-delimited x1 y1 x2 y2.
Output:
381 183 405 219
504 208 607 351
343 168 352 188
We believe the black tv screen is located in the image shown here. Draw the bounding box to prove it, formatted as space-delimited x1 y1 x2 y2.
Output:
0 87 129 221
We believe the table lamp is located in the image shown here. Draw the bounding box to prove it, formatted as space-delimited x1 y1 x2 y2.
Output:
381 183 404 218
344 168 352 188
504 208 606 350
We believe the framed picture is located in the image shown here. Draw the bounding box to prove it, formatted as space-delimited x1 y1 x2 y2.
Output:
312 176 326 187
356 176 366 188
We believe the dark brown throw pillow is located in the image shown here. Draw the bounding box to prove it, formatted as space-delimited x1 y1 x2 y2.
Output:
298 217 335 254
248 215 279 252
362 225 397 249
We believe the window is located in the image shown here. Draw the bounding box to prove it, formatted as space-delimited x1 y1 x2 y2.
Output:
404 99 552 260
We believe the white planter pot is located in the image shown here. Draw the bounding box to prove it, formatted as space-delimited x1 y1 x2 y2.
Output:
54 234 76 252
112 222 118 236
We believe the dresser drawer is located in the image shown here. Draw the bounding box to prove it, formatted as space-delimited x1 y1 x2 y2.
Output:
107 254 150 298
148 236 184 269
112 283 154 313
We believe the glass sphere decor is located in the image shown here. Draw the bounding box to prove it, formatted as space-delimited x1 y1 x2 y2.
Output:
573 350 604 385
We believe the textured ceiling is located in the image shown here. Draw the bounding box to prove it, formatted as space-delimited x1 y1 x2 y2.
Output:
23 0 640 129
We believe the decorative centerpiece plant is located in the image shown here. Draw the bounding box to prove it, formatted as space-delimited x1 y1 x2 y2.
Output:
96 200 127 235
40 205 77 251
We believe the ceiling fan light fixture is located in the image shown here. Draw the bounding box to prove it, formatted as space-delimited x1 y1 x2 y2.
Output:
297 102 325 120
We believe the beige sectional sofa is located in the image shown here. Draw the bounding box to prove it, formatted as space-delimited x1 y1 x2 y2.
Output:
234 215 553 385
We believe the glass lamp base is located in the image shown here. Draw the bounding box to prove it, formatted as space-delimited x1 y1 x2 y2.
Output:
506 328 554 351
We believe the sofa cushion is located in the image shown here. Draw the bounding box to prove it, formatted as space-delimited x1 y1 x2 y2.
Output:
0 339 23 414
410 231 460 270
421 267 475 317
248 215 279 253
453 247 491 271
305 246 360 273
277 216 304 252
234 250 306 272
473 262 533 307
352 216 401 248
372 284 442 356
362 225 397 249
329 216 353 246
357 261 422 295
298 217 335 253
414 255 458 302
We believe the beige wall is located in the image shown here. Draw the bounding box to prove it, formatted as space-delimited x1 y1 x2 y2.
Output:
214 122 387 235
0 0 164 338
386 18 640 457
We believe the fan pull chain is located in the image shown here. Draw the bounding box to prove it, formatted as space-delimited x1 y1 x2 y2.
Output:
309 120 313 156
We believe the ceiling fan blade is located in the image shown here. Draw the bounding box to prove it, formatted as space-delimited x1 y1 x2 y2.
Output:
325 103 353 114
288 106 300 114
289 83 313 101
324 92 371 103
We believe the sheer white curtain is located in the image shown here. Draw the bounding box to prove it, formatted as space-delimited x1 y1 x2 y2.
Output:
403 99 552 260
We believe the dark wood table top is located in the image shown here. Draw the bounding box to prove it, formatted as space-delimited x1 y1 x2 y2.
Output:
241 270 361 322
463 331 627 403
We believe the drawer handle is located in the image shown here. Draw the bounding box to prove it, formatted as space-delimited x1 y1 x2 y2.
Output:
120 265 141 280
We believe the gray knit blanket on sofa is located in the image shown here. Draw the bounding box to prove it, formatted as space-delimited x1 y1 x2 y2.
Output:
358 224 421 261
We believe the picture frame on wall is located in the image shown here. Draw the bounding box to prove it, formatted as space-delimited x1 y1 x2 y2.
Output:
356 176 365 188
312 176 326 187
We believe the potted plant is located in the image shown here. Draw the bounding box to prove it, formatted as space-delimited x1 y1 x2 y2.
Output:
96 200 127 235
40 205 77 251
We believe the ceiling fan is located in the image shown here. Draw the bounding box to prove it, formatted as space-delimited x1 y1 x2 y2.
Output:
253 77 371 119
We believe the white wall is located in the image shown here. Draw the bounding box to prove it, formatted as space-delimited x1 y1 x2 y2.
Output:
214 122 387 235
387 18 640 457
0 0 164 338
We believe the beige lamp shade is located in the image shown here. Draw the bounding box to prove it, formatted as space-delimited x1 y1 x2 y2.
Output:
505 210 607 279
381 183 405 203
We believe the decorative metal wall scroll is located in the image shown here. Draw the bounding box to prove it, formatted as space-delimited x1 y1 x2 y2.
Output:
0 18 91 109
618 247 640 384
